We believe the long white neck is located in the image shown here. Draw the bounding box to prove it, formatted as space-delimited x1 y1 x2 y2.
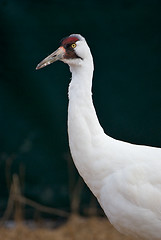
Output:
68 55 105 145
67 47 144 197
67 54 108 196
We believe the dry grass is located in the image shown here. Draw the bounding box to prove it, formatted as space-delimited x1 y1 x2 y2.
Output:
0 215 134 240
1 171 136 240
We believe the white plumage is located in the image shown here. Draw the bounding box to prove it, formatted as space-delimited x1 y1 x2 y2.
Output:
36 34 161 240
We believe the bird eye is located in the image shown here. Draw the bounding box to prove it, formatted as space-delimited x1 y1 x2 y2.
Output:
71 43 76 48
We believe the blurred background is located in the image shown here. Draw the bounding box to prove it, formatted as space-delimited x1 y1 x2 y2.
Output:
0 0 161 222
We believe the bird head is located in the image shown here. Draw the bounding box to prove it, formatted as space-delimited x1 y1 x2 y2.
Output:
36 34 90 70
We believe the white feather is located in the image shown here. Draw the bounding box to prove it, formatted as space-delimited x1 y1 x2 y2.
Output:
67 34 161 239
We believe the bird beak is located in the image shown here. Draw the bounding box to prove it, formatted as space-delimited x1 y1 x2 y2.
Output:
36 46 65 70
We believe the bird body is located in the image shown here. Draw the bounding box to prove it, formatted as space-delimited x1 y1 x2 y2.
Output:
36 34 161 239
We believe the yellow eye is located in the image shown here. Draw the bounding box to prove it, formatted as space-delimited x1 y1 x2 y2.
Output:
71 43 76 48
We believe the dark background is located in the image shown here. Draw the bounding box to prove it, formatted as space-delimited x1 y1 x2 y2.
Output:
1 0 161 217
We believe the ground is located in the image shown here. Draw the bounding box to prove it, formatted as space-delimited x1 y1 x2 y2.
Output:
0 215 134 240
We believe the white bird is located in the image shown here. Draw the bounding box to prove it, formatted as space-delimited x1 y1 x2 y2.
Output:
36 34 161 240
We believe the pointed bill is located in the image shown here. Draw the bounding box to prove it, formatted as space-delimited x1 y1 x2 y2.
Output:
36 47 65 70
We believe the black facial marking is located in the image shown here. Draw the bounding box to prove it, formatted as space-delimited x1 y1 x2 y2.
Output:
60 36 83 60
64 47 82 60
63 42 83 60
